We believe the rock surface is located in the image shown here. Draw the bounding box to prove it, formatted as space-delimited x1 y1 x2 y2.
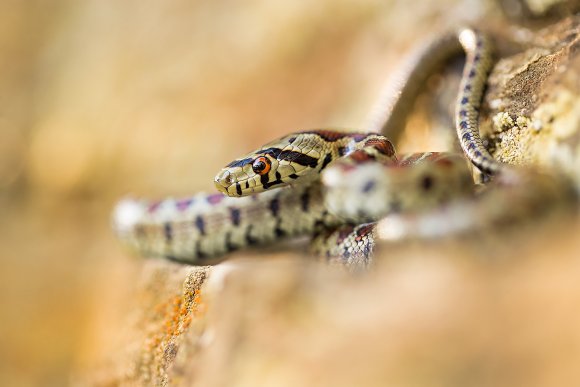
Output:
79 15 580 387
485 15 580 187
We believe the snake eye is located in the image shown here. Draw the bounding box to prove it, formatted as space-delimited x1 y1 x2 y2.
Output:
252 156 271 175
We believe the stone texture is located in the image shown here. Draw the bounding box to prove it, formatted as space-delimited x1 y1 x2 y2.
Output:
484 15 580 185
80 16 580 387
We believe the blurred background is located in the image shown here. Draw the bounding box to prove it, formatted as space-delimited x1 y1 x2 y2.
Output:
0 0 574 385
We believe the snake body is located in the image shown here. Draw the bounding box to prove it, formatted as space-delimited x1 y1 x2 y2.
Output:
113 28 572 267
114 132 390 262
113 131 474 265
114 181 334 262
369 29 499 174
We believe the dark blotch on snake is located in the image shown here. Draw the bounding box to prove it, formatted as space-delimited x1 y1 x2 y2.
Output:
459 121 468 129
245 225 259 246
235 183 242 196
163 223 173 242
260 173 269 187
195 216 206 236
263 180 284 189
421 175 434 191
362 180 376 193
274 219 285 237
320 153 333 170
269 197 280 217
226 158 253 168
261 173 284 189
275 171 282 181
279 150 318 168
259 147 318 168
289 173 299 179
230 208 241 226
275 227 285 237
256 161 283 189
244 181 249 189
468 69 476 78
300 191 310 212
461 97 469 104
225 232 236 252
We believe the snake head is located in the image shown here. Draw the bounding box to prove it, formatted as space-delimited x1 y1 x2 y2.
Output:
214 132 325 197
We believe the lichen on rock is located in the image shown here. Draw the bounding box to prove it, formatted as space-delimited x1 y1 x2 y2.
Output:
484 15 580 186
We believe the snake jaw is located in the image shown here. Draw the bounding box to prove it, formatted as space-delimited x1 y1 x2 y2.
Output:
214 169 240 196
215 167 261 197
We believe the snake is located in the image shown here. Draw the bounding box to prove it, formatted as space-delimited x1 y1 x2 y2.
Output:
112 28 576 268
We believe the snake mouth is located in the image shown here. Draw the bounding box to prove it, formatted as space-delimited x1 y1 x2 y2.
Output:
214 170 238 196
214 169 255 197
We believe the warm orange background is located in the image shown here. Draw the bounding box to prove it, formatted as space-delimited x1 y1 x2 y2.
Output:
0 1 515 384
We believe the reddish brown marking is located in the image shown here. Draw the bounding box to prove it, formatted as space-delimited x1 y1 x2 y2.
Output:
207 194 225 205
349 150 376 163
337 164 357 172
336 225 356 244
355 224 375 242
302 130 370 142
148 201 162 213
363 138 396 157
422 153 445 161
398 153 427 167
176 198 193 211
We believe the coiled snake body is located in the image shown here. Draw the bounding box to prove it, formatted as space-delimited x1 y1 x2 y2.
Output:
112 28 576 268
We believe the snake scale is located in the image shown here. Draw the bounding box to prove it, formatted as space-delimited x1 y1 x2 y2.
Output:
112 28 576 268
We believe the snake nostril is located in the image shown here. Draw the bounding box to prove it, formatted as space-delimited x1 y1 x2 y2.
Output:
220 172 236 187
215 171 235 188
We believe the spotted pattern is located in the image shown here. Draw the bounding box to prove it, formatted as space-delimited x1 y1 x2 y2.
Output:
112 28 575 269
454 29 503 175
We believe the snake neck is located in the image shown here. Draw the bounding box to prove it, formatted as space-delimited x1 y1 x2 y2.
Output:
305 130 398 170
